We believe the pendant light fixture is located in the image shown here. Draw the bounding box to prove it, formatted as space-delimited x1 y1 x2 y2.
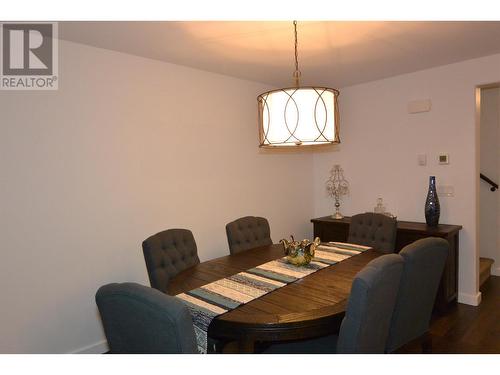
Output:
257 21 340 147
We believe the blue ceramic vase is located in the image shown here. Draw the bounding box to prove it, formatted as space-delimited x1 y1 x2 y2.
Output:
425 176 440 226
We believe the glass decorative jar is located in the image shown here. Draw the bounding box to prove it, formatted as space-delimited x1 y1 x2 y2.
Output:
374 198 386 214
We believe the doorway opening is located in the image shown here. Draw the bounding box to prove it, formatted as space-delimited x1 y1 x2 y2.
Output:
477 83 500 291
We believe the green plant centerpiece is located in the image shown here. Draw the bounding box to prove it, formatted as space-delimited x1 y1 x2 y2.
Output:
280 236 321 266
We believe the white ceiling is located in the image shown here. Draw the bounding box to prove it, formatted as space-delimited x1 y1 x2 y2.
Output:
59 21 500 88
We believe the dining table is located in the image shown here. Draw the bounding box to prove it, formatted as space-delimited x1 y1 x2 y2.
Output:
167 243 384 353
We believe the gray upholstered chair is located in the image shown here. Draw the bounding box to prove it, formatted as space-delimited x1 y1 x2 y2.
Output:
385 237 449 353
348 212 397 253
142 229 200 293
96 282 197 354
225 216 272 255
263 253 404 354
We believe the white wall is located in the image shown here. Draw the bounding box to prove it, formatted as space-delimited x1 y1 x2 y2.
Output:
479 87 499 274
0 40 315 353
312 53 500 306
2 37 499 354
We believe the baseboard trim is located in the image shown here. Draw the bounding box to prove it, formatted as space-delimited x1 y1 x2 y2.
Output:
71 339 108 354
458 291 482 306
491 267 500 277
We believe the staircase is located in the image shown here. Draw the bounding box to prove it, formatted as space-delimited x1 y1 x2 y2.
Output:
480 257 494 288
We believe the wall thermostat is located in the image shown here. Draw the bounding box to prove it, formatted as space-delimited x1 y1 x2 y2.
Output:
438 153 449 165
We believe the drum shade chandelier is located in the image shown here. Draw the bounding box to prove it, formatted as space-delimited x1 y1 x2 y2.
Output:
258 21 340 147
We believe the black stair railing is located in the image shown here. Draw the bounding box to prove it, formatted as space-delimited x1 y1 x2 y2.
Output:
480 173 498 192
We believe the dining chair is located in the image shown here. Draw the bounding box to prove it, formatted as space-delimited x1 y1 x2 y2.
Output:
225 216 272 255
348 212 397 253
385 237 449 353
142 228 200 293
263 253 404 354
95 282 197 354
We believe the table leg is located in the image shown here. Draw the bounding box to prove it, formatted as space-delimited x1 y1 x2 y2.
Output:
222 339 256 353
238 338 255 353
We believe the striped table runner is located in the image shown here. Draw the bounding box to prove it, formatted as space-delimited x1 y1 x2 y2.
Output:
176 242 371 353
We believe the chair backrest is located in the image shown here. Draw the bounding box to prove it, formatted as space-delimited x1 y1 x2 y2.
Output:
225 216 272 255
348 213 397 253
385 237 449 353
336 253 404 354
142 229 200 293
96 282 197 354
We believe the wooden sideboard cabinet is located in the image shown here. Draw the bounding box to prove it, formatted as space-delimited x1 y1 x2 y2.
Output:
311 216 462 312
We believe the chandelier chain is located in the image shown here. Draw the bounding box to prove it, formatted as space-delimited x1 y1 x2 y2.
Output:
293 20 301 87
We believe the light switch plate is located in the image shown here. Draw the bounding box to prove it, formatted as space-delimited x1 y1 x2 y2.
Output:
418 154 427 166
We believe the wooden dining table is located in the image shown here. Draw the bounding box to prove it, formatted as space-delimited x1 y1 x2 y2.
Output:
167 243 383 353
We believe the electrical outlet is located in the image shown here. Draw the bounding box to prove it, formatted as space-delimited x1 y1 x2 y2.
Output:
437 185 454 197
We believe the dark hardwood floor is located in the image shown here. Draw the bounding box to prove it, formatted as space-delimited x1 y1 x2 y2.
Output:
398 276 500 354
